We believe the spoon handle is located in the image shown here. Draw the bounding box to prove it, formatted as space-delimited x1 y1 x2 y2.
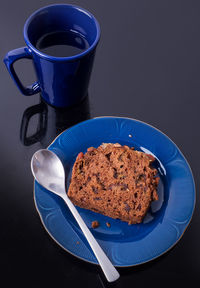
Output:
61 193 120 282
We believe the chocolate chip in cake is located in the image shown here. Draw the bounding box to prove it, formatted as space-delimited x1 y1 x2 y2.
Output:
94 197 101 200
124 203 131 212
92 186 98 194
113 168 118 179
87 176 91 182
121 183 128 191
105 152 111 161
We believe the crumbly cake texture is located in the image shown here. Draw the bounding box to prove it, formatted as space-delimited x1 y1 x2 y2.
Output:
67 143 159 224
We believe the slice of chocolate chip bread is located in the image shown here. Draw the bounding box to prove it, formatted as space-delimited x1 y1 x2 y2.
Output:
67 143 159 224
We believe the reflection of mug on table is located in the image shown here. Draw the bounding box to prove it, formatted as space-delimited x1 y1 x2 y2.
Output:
4 4 100 107
20 95 90 147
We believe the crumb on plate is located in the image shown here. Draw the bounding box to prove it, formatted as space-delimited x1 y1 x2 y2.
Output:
92 221 99 228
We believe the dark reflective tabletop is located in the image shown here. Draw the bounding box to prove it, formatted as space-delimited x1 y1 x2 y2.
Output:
1 0 200 287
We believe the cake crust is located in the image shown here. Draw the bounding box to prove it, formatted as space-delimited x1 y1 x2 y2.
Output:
67 143 159 224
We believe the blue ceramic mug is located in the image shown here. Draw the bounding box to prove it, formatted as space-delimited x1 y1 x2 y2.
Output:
4 4 100 107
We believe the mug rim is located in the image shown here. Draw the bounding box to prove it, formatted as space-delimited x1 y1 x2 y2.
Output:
23 4 100 61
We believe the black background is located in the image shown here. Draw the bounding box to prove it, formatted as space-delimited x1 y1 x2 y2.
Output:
1 0 199 287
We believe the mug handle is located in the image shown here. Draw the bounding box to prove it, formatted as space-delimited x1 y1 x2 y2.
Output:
4 47 41 96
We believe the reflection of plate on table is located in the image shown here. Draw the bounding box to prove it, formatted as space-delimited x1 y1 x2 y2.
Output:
34 117 195 267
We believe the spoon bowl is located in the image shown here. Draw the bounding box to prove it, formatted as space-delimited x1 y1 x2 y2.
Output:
31 149 66 195
31 149 120 283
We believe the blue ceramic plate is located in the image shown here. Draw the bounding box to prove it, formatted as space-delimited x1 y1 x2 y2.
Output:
34 117 195 266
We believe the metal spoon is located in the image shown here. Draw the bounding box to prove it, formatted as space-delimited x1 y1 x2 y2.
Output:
31 149 120 282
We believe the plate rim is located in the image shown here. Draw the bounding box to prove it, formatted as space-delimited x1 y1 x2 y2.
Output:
33 116 196 267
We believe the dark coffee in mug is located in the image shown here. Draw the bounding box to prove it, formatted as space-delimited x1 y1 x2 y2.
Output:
36 30 90 57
